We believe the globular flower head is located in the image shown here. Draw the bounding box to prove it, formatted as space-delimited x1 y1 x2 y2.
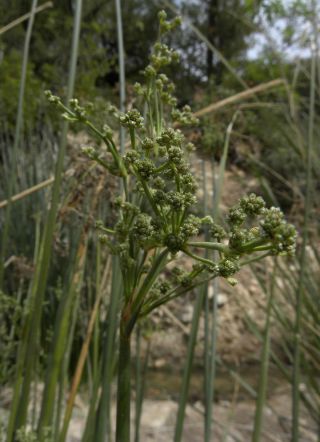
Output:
164 233 184 254
184 192 197 208
180 173 198 192
153 189 167 206
209 223 227 241
273 223 297 256
180 215 201 241
228 206 246 227
260 207 284 236
167 146 183 165
141 137 156 151
175 160 190 175
119 109 144 129
132 214 154 245
45 90 61 105
135 159 156 180
123 150 139 166
171 105 199 126
115 219 128 242
102 124 113 138
166 191 185 210
143 65 157 78
115 198 140 216
239 193 266 216
153 176 166 190
158 10 182 35
268 221 297 256
133 82 147 97
229 229 250 251
205 263 220 276
69 98 87 120
150 43 180 70
160 91 178 106
218 258 240 278
157 128 183 147
81 146 98 160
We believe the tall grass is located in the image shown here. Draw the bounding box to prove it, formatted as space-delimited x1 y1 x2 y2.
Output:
0 0 39 289
252 260 276 442
6 0 83 439
291 39 316 442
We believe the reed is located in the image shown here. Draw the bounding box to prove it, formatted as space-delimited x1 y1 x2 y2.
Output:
252 260 276 442
6 1 83 439
0 0 39 289
291 38 316 442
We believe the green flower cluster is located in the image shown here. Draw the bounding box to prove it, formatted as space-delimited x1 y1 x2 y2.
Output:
158 10 182 35
171 105 199 126
226 194 297 257
119 109 144 129
46 11 297 319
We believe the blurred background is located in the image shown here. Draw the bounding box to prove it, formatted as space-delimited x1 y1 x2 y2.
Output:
0 1 319 441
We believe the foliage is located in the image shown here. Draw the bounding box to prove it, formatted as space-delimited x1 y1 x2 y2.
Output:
0 50 43 133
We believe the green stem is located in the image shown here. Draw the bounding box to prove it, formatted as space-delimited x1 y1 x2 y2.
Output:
142 266 206 317
240 252 271 267
93 256 122 442
130 248 169 322
129 128 136 150
237 237 267 252
182 247 216 267
115 0 126 155
174 283 206 442
133 169 162 219
252 260 276 442
187 241 227 254
292 33 316 442
154 83 161 135
154 161 170 174
116 320 132 442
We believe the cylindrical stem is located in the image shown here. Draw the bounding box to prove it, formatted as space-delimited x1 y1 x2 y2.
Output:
116 323 132 442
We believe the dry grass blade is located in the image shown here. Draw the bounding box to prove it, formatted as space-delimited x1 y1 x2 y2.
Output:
162 305 189 335
0 2 53 35
0 177 54 209
194 79 286 118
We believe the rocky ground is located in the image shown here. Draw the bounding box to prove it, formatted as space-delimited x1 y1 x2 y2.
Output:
1 383 317 442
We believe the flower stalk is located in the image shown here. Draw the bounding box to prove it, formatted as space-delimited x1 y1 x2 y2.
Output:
46 10 297 441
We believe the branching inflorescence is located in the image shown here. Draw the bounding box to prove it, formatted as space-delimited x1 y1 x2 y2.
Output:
45 11 296 330
46 10 297 441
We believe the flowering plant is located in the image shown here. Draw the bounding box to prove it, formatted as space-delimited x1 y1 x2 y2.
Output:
46 10 296 442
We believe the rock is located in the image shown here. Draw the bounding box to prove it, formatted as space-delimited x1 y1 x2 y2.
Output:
217 293 228 307
154 358 166 368
140 400 177 429
181 305 194 323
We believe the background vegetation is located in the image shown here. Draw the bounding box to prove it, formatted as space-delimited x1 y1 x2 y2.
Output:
0 0 319 441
